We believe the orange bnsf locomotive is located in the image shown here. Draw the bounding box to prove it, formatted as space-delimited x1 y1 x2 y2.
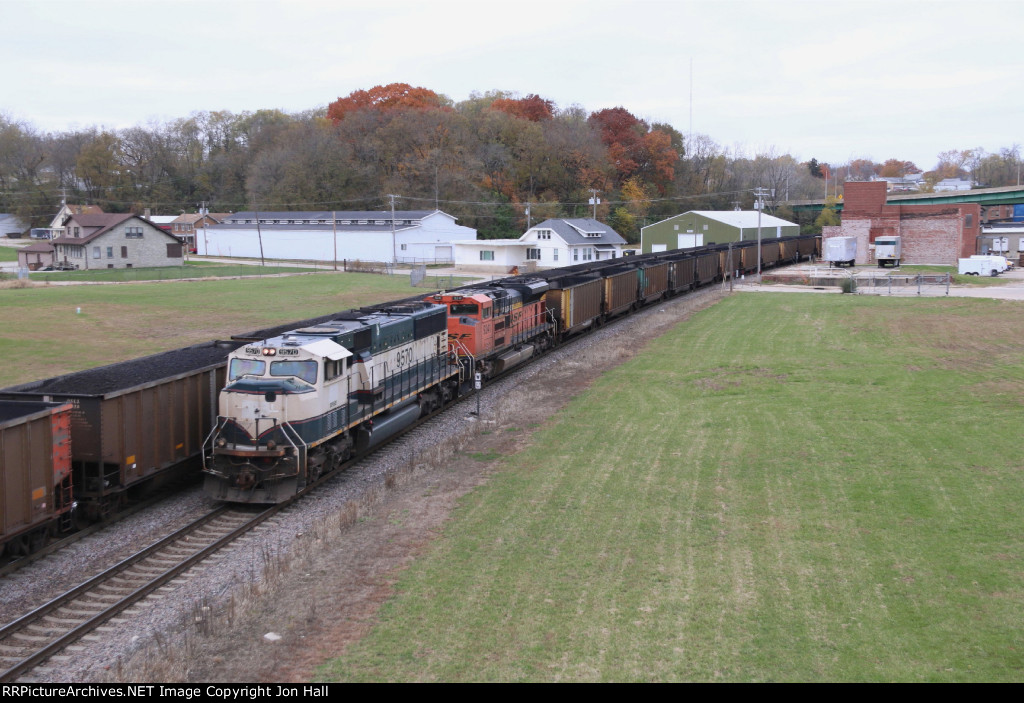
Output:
429 279 555 379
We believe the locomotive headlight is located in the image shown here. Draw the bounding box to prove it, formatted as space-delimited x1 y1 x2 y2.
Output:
216 437 227 447
266 440 277 450
262 347 276 356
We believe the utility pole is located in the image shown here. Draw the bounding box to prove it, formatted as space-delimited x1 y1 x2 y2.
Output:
254 209 266 267
589 189 600 219
388 194 398 263
753 187 768 279
332 210 337 271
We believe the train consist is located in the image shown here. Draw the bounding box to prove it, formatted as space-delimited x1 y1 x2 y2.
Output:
201 235 820 503
0 234 820 553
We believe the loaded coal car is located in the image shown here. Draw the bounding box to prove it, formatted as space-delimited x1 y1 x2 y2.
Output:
0 401 73 557
429 279 554 379
204 302 462 504
542 273 604 339
661 251 698 295
0 344 230 521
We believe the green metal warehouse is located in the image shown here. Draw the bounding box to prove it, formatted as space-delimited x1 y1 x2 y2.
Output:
640 211 799 254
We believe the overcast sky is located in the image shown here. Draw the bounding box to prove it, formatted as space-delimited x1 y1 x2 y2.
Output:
3 0 1021 171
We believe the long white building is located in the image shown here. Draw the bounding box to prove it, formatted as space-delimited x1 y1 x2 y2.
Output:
197 210 476 263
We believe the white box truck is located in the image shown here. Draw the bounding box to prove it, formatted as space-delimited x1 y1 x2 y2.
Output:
875 236 902 267
824 236 856 267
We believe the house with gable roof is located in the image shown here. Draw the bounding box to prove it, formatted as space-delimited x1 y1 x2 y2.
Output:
454 218 627 272
45 204 104 239
52 213 184 269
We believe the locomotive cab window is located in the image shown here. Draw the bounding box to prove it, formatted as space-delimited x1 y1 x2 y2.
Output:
449 303 478 316
229 358 266 380
270 360 318 385
482 305 492 319
324 358 346 381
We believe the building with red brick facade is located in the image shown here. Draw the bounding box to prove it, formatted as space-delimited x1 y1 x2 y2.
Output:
823 182 978 266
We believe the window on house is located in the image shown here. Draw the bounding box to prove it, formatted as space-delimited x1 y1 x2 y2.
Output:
573 249 579 261
400 244 407 251
106 247 113 258
965 214 973 227
126 226 143 239
92 246 100 258
553 249 558 261
527 248 541 260
74 227 80 237
121 246 128 258
480 251 495 261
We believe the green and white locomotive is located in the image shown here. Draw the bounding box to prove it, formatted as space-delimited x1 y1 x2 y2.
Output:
203 302 461 503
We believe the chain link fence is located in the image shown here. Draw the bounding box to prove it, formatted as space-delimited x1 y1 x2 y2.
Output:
853 273 952 296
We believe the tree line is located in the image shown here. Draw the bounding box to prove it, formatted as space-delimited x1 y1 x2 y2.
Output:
2 83 1019 241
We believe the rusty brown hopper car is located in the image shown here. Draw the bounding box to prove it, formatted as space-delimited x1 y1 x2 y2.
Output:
601 265 641 318
0 343 232 520
665 254 697 293
545 274 604 337
760 239 782 268
798 236 820 260
1 400 73 556
778 236 802 263
638 261 670 302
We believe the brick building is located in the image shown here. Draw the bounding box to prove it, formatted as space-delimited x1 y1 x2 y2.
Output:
823 182 978 266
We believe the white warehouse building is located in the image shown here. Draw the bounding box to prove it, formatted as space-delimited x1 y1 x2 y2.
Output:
197 210 477 263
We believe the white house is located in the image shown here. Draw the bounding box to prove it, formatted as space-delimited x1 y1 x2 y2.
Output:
454 218 626 272
198 210 477 263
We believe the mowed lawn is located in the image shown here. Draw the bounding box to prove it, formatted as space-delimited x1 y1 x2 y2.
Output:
0 273 424 387
321 293 1024 682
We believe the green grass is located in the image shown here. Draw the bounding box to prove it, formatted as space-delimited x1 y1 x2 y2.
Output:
0 244 20 262
28 263 323 282
319 294 1024 682
0 273 429 387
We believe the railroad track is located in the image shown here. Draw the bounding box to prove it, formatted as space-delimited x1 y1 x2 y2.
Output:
0 504 274 683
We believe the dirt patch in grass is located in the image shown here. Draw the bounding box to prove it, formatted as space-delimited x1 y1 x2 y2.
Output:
116 289 726 683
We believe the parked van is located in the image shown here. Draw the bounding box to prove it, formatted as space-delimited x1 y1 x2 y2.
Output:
959 258 1000 276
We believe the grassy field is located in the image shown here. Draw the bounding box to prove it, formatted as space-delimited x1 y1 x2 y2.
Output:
0 273 431 387
23 263 324 282
0 244 19 262
319 293 1024 682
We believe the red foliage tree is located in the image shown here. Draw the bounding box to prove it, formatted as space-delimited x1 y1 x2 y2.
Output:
327 83 447 122
587 107 677 193
489 94 555 122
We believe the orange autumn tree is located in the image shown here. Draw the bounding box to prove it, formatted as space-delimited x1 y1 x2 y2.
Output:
488 94 555 122
587 107 678 195
327 83 449 122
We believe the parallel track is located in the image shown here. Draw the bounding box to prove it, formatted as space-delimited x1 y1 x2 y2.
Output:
0 505 275 683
